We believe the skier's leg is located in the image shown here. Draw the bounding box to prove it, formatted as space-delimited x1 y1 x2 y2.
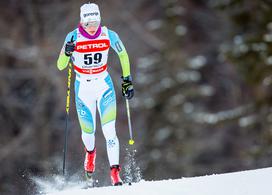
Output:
97 75 119 166
75 80 97 151
97 75 122 185
102 121 123 186
101 121 119 165
75 80 97 174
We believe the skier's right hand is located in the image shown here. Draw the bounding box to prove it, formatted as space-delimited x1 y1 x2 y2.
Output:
65 36 75 56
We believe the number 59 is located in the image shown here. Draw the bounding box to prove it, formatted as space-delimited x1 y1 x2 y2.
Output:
84 53 102 65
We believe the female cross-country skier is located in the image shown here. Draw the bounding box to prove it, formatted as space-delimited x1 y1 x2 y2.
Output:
57 3 134 186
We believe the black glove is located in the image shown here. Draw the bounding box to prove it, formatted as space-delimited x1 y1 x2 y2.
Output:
65 36 75 56
122 76 134 99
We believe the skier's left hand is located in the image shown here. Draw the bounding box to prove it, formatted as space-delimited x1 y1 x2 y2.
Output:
122 76 134 99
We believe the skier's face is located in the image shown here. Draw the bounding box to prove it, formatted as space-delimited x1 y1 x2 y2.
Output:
82 21 100 35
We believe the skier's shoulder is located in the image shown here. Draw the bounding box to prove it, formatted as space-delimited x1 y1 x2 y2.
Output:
100 25 112 35
101 25 108 31
104 27 120 41
65 28 78 43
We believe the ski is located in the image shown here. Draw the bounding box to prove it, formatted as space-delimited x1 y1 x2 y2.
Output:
85 172 95 188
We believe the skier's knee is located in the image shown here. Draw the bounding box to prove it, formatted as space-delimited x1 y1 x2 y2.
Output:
78 113 95 134
81 125 95 134
102 121 117 140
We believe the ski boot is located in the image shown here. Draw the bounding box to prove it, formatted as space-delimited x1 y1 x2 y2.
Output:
84 148 96 181
110 165 123 186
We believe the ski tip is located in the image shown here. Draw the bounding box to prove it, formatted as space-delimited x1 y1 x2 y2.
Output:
85 171 93 179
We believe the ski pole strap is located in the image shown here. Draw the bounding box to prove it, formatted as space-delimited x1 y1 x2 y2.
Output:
66 61 72 114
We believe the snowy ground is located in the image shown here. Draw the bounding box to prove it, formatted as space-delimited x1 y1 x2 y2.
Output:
45 167 272 195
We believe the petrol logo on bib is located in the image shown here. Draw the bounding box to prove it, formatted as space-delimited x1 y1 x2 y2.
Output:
75 39 110 52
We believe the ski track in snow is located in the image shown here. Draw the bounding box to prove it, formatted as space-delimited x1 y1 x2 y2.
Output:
45 167 272 195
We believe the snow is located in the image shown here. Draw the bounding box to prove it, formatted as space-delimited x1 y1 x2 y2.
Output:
175 25 187 36
146 20 163 31
264 34 272 42
47 167 272 195
188 55 207 69
176 70 201 82
193 105 251 124
265 56 272 65
239 115 257 127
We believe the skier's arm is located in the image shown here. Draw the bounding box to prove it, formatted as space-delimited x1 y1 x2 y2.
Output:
57 30 77 70
108 29 131 77
108 29 134 99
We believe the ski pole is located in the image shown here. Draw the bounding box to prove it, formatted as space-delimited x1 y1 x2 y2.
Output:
62 60 73 176
125 99 135 145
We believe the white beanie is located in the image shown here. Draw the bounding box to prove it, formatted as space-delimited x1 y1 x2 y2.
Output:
80 3 101 23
